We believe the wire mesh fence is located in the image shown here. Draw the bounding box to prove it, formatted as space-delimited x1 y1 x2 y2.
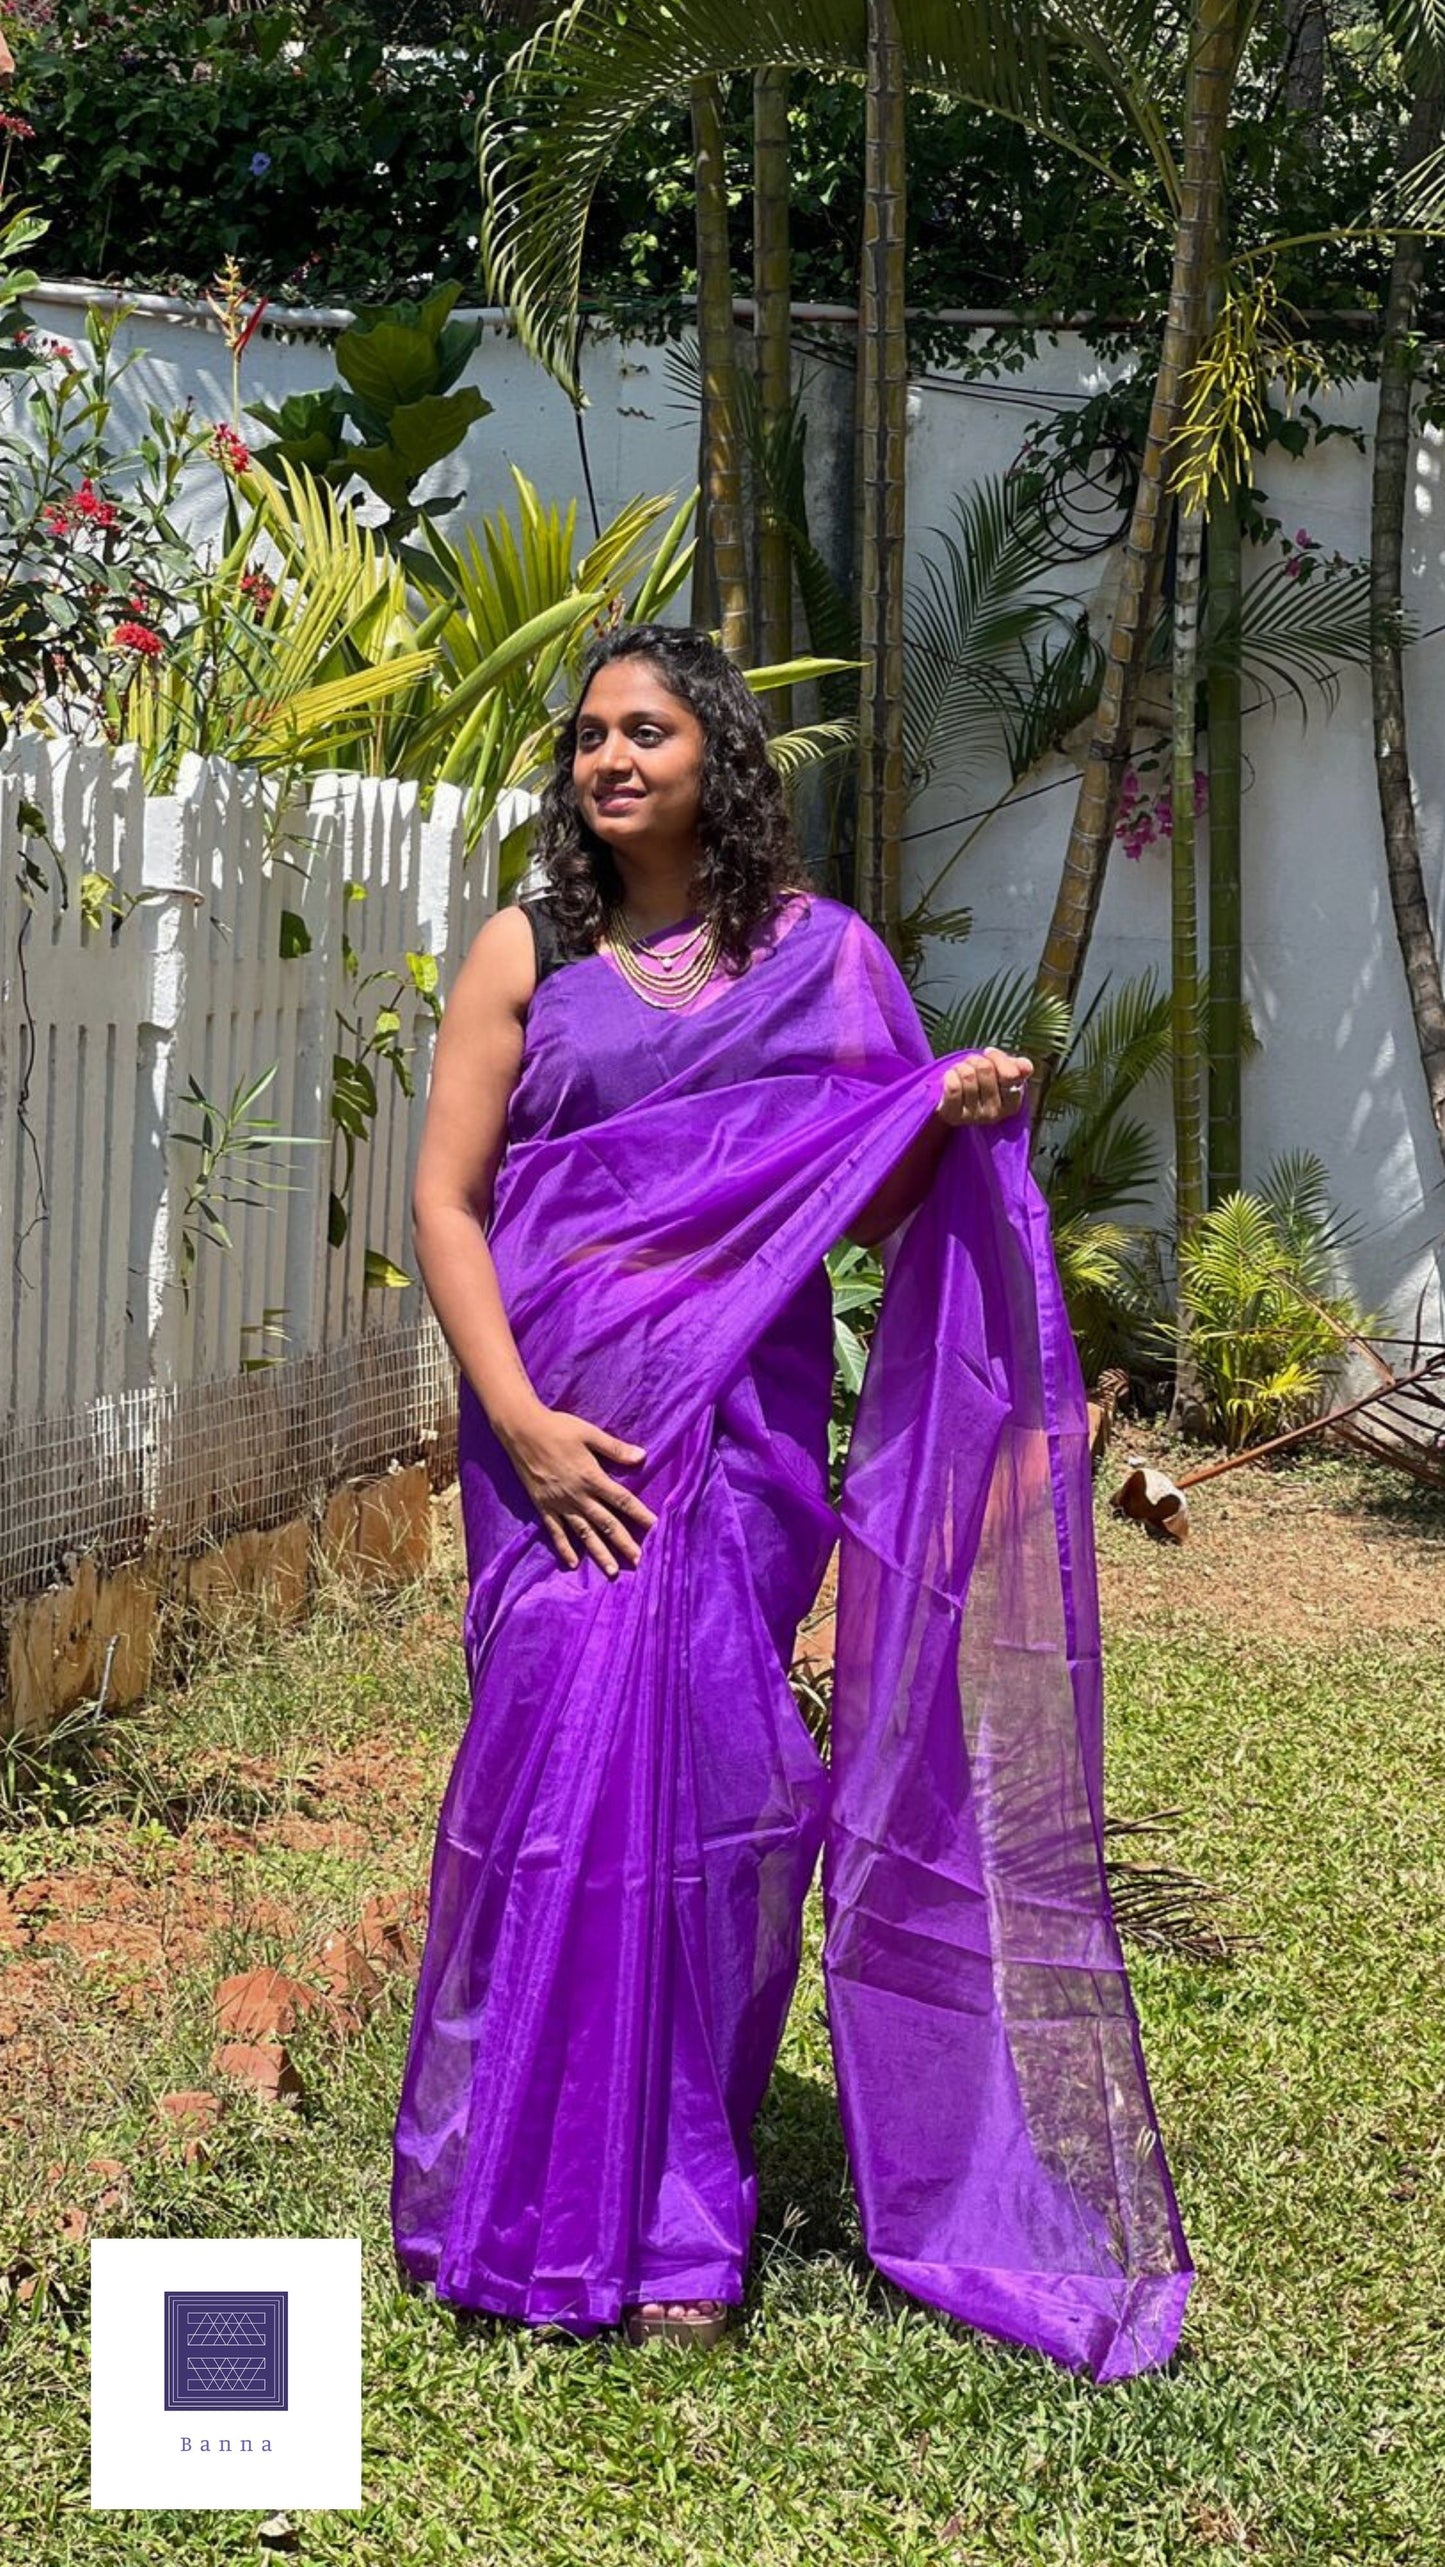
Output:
0 742 532 1625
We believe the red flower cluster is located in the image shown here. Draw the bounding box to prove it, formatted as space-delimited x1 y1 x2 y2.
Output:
209 422 251 476
110 621 164 660
0 113 36 139
239 565 276 615
42 475 119 537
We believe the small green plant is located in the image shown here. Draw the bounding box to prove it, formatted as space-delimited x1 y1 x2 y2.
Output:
1165 1150 1379 1451
826 1236 884 1494
170 1065 321 1304
0 1689 111 1830
247 280 492 540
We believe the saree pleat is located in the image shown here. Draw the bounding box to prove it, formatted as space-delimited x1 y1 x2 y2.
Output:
391 892 1193 2374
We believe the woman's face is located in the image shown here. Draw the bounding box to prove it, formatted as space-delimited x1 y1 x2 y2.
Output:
572 659 707 859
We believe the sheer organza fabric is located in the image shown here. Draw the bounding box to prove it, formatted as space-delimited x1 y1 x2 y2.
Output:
391 891 1192 2378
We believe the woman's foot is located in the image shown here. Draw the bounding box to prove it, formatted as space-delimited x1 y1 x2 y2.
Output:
622 2296 730 2347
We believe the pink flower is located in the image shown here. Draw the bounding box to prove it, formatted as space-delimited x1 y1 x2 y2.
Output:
1284 555 1302 578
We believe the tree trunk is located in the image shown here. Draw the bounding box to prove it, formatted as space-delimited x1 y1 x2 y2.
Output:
690 75 751 659
690 370 719 629
1371 79 1445 1169
1282 0 1325 124
1206 487 1243 1201
1169 496 1211 1433
753 64 794 727
1030 0 1240 1129
853 0 910 950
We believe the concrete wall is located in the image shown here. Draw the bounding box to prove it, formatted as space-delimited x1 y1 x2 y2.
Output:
22 290 1445 1348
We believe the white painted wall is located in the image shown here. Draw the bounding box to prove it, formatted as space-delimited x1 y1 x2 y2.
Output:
20 290 1445 1350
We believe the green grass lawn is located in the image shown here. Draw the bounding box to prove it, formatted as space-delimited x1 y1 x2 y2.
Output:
2 1452 1443 2564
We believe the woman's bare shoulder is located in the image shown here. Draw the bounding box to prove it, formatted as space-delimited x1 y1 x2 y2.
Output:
448 900 538 1023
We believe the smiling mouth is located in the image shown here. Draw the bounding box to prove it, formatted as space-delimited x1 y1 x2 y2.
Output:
596 791 644 808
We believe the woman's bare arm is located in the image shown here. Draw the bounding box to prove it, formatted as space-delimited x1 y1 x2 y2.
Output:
410 903 544 1441
844 1115 951 1251
843 1049 1033 1250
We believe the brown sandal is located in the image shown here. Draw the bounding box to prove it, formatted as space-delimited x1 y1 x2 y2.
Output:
622 2297 730 2347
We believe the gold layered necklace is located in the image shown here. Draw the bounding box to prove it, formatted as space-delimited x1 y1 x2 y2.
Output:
600 899 723 1012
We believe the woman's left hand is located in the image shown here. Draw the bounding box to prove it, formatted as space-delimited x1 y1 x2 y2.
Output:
934 1049 1034 1126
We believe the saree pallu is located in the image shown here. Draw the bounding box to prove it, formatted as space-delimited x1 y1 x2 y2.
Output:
390 891 1193 2379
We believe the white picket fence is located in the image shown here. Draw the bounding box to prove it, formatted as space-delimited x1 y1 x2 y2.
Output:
0 740 530 1602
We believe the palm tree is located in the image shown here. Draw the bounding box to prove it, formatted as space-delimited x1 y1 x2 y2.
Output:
1372 52 1445 1165
753 64 795 714
1030 0 1244 1126
1206 482 1244 1202
475 0 1053 952
690 76 752 655
853 0 910 939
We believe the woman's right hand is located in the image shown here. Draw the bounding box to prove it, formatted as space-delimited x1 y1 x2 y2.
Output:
498 1403 659 1577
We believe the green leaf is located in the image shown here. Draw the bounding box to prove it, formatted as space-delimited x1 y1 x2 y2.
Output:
279 908 312 959
335 318 442 418
385 388 491 476
328 1191 349 1248
363 1248 414 1290
742 655 861 693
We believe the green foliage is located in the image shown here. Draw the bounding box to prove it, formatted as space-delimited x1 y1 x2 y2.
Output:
901 470 1098 797
8 1 1429 343
824 1236 883 1491
249 281 492 534
170 1066 321 1303
824 966 1174 1464
922 962 1176 1386
9 1 517 304
0 269 220 743
1167 1149 1380 1450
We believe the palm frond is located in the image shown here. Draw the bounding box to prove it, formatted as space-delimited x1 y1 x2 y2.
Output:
1377 0 1445 80
1205 553 1404 720
1398 135 1445 229
765 717 859 780
1047 1112 1162 1230
1040 966 1175 1129
744 655 863 693
903 472 1081 793
918 966 1072 1062
1002 618 1104 782
1041 0 1183 209
626 486 700 622
478 1 1080 402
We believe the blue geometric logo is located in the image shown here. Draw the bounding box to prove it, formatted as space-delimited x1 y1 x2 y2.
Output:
163 2292 289 2410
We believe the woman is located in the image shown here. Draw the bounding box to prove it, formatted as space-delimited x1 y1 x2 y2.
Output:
391 623 1192 2377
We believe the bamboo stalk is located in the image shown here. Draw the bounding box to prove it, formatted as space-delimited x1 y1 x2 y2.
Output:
1370 79 1445 1168
753 65 794 725
1206 489 1243 1200
853 0 910 951
1031 0 1241 1130
690 75 751 661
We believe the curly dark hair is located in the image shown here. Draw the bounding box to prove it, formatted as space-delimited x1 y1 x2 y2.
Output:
524 622 813 978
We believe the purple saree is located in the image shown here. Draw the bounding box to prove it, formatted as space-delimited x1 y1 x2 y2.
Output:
390 890 1193 2379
